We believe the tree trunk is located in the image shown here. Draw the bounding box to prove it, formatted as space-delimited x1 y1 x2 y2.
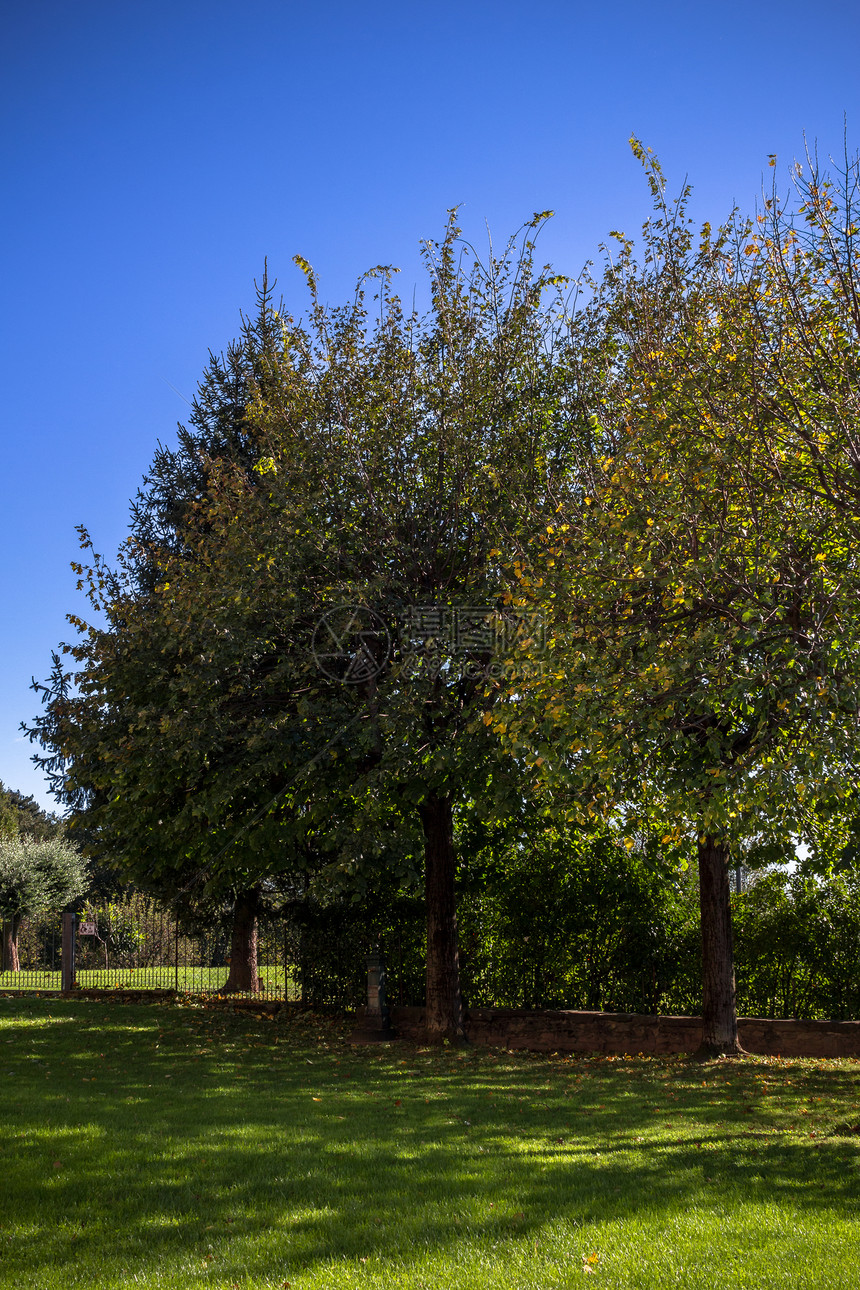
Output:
697 834 744 1057
222 889 261 994
2 916 21 972
419 790 466 1042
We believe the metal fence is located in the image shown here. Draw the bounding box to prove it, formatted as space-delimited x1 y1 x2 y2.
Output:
0 911 62 991
1 896 301 1000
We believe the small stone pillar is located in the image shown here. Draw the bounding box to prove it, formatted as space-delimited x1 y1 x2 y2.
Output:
61 912 77 993
350 948 397 1043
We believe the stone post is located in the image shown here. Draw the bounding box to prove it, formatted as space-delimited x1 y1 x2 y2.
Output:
61 912 76 993
350 947 396 1043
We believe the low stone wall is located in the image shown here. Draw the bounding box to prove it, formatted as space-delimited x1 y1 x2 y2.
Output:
385 1005 860 1058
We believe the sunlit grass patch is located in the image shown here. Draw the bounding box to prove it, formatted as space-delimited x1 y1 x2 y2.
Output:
2 998 860 1287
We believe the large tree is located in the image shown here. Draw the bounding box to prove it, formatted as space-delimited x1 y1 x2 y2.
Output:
225 214 586 1037
27 216 585 1030
25 277 335 994
500 144 860 1055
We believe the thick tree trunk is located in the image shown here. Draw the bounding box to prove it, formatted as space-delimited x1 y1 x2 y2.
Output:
419 791 466 1042
222 889 261 994
697 834 744 1057
2 916 21 972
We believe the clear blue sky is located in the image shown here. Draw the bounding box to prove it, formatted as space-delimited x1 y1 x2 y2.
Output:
3 0 859 810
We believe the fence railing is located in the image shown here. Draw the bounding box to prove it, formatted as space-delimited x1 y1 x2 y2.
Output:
0 912 62 991
10 885 860 1020
1 897 301 1001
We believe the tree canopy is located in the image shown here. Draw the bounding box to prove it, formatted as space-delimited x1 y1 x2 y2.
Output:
0 781 63 841
496 142 860 1052
0 834 85 972
27 213 590 1029
26 140 860 1044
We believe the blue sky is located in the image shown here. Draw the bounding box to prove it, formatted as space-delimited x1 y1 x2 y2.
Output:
3 0 859 810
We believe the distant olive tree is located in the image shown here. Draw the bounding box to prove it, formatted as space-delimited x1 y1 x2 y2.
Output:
0 836 85 971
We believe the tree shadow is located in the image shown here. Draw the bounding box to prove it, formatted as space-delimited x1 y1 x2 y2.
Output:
3 1001 860 1282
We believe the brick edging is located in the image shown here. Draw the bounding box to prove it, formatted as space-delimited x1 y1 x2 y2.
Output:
384 1005 860 1058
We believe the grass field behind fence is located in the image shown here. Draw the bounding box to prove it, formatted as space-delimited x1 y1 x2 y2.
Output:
0 967 295 996
3 998 860 1288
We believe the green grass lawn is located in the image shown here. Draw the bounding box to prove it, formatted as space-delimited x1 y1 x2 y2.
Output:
0 967 292 996
2 999 860 1289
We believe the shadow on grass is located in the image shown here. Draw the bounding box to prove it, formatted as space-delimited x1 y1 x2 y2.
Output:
3 999 860 1283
